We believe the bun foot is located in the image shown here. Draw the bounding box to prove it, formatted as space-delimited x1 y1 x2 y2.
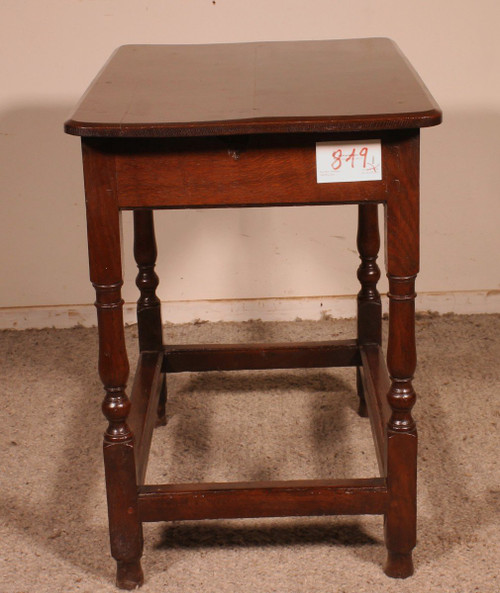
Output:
384 551 414 578
116 560 144 590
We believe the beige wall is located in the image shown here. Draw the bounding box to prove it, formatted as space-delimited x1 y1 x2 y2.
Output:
1 1 499 326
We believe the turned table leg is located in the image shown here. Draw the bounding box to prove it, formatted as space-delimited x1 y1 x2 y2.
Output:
356 203 382 417
383 130 420 578
133 210 166 426
83 140 144 589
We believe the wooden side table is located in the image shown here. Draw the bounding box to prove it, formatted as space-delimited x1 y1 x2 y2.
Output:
65 39 441 589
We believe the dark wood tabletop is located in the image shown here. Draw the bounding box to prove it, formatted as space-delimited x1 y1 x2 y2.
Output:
65 38 441 138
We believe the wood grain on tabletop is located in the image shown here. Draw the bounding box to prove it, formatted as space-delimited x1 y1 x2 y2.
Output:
65 39 442 137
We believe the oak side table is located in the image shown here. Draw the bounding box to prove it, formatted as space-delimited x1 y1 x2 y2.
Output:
65 39 441 589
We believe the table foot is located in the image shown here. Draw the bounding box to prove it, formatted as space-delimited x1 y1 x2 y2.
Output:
384 551 414 578
116 560 144 590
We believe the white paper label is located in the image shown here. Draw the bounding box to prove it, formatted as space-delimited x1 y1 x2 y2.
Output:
316 140 382 183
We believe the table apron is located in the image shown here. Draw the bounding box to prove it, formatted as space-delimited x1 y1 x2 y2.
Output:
114 141 390 209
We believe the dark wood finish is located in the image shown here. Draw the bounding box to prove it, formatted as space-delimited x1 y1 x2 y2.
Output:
138 479 388 522
359 345 392 475
133 209 167 425
356 203 382 345
114 135 388 209
163 339 360 373
127 352 164 485
67 39 441 588
65 39 441 138
382 130 420 577
356 203 382 416
82 141 144 589
133 210 163 352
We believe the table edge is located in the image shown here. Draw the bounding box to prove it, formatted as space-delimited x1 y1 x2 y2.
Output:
64 109 442 138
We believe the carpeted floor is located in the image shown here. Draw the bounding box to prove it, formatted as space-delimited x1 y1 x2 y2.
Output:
0 314 499 592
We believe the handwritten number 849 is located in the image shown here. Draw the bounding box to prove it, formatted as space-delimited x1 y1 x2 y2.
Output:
331 147 368 170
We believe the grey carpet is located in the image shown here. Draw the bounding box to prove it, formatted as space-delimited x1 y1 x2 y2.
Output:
0 314 499 592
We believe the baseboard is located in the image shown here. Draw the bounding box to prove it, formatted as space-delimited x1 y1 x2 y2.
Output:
1 290 499 330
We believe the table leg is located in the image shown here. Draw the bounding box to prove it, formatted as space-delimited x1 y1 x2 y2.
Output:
83 140 144 589
383 131 419 578
356 203 382 417
133 209 166 426
133 210 163 351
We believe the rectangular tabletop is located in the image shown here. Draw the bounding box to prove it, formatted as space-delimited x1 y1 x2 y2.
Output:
65 38 441 138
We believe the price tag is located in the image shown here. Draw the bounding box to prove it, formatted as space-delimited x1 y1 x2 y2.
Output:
316 140 382 183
